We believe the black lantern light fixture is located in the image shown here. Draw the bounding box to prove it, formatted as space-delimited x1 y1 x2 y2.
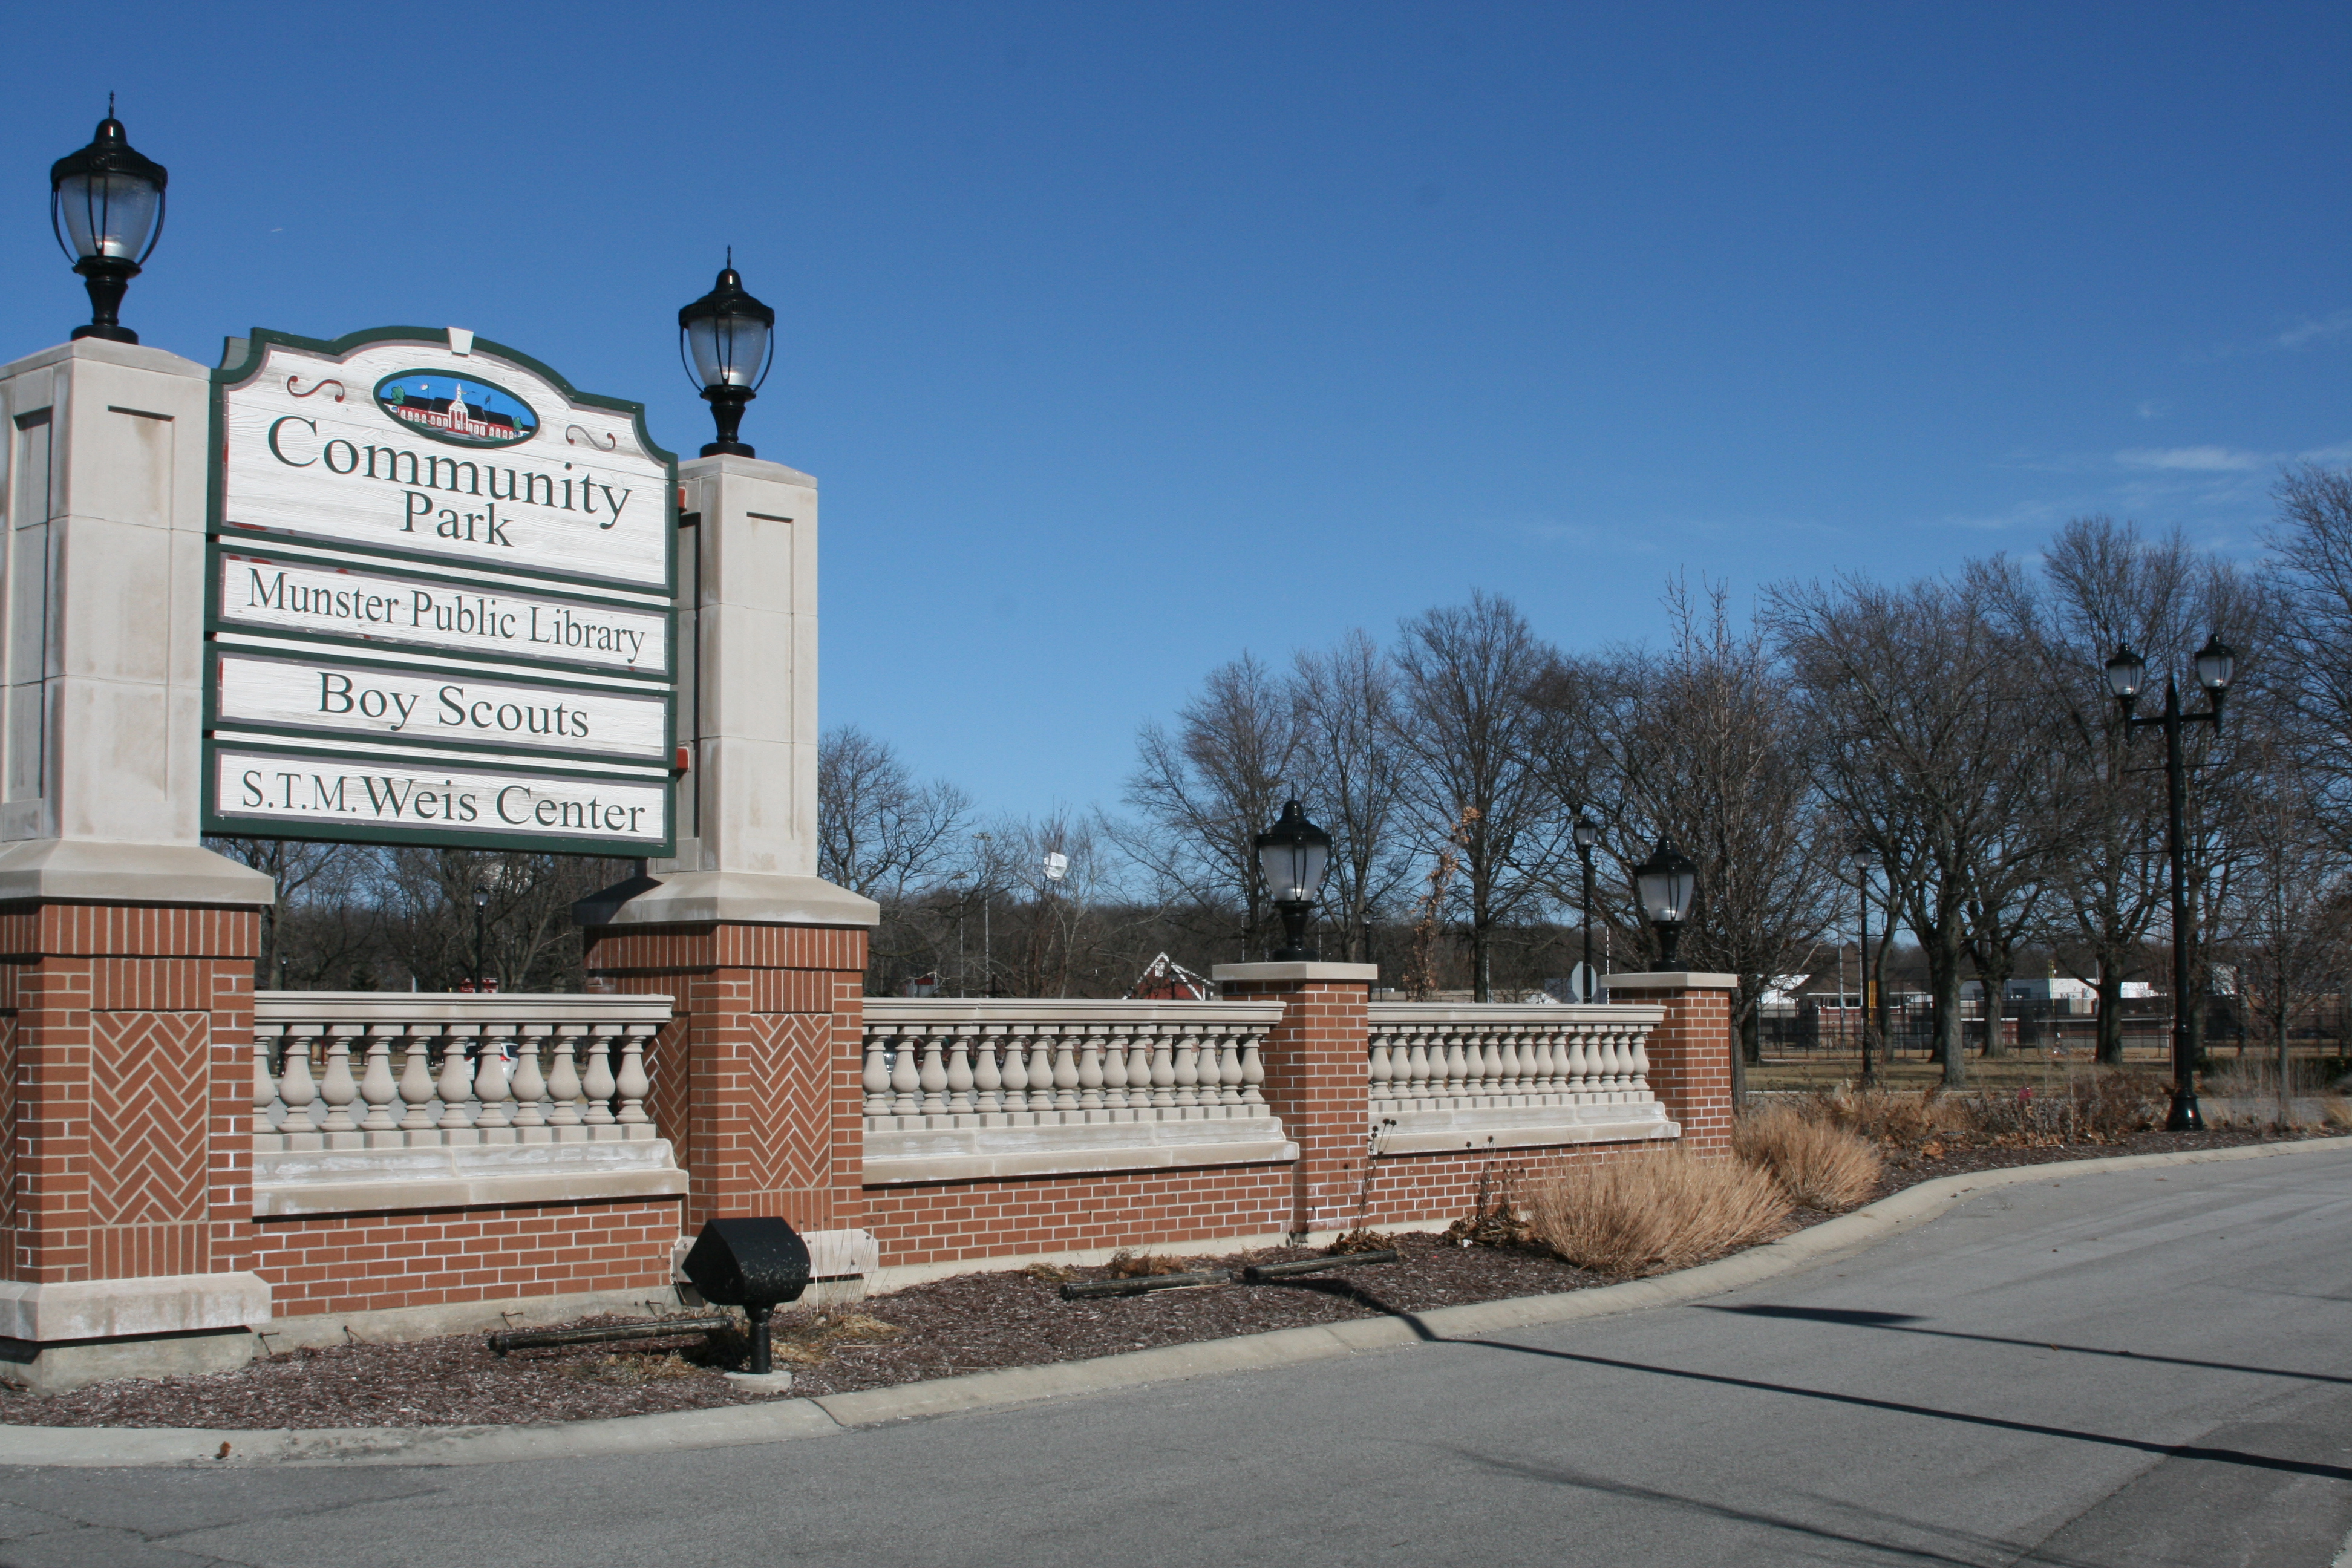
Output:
678 251 775 457
2104 633 2238 1131
1633 837 1697 971
50 99 168 345
1255 800 1332 962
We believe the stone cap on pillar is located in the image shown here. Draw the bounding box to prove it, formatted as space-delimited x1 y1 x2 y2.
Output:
1211 962 1380 985
1602 970 1739 992
0 841 275 907
578 870 877 929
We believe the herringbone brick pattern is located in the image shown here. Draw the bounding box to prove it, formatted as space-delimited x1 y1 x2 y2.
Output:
88 1012 208 1228
748 1013 832 1195
0 1016 15 1235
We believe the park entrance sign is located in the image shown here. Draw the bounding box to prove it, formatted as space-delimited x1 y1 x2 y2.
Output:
203 327 677 854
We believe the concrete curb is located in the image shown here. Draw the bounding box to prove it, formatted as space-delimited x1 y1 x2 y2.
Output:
5 1134 2345 1468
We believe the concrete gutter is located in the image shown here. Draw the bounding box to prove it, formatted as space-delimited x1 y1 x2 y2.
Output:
5 1135 2345 1469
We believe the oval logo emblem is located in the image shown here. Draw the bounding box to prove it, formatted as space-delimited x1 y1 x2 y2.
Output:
372 370 538 449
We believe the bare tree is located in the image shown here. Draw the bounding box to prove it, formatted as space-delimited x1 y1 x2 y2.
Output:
1292 631 1413 964
817 725 973 900
1391 593 1565 1001
1768 572 2046 1086
1120 653 1304 959
1535 580 1828 1094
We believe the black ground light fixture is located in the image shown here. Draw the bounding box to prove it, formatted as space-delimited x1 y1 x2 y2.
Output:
50 100 168 345
1255 801 1332 962
682 1217 812 1376
1633 837 1697 972
2105 635 2237 1132
679 252 775 457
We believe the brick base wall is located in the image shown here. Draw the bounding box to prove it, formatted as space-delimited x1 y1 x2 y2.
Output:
1360 1140 1684 1230
250 1198 684 1317
864 1165 1296 1270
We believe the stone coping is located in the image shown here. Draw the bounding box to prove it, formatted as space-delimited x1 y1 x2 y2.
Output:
1211 961 1380 984
252 1140 685 1217
1374 1106 1679 1155
865 998 1285 1026
7 1136 2342 1466
256 992 674 1025
1600 970 1740 991
1367 1002 1664 1025
864 1120 1298 1184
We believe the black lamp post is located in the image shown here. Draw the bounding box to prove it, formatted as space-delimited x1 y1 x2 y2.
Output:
472 886 490 993
1572 814 1599 1001
1255 801 1332 962
1849 843 1876 1082
678 253 775 457
50 103 168 345
1633 837 1697 971
2105 633 2236 1131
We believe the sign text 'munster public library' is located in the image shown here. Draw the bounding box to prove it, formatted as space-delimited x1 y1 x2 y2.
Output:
203 327 678 855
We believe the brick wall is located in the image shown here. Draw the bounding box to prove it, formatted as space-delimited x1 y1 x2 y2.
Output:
0 903 258 1285
251 1199 681 1317
1220 977 1370 1238
864 1164 1295 1269
1632 986 1736 1157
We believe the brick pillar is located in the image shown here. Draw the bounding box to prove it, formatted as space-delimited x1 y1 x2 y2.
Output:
583 921 867 1235
1211 962 1376 1240
1604 970 1738 1157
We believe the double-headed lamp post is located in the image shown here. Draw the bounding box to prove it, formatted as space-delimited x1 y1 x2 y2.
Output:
51 103 168 345
1633 837 1698 971
678 253 776 457
1572 814 1599 1000
1255 801 1332 962
2103 634 2236 1131
1849 843 1876 1082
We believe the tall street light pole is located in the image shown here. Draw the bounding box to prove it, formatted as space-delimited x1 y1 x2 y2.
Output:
1850 843 1875 1083
2104 635 2237 1131
472 886 490 993
1572 814 1599 1001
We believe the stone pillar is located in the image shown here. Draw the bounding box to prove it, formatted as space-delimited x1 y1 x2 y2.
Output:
1605 970 1738 1157
1211 962 1377 1240
579 453 876 1243
0 339 278 1389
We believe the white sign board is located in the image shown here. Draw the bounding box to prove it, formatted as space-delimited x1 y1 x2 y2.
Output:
204 327 676 854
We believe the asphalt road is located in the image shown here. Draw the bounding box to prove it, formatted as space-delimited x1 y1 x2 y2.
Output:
3 1148 2351 1568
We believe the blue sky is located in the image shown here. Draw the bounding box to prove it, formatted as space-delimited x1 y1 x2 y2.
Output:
5 3 2348 822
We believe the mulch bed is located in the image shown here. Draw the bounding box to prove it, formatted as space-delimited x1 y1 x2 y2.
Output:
0 1123 2325 1431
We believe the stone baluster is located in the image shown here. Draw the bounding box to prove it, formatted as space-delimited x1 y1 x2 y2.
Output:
1026 1027 1063 1122
512 1025 552 1143
1217 1023 1246 1110
357 1024 402 1146
1147 1024 1178 1115
1486 1030 1515 1108
252 1024 284 1149
946 1027 978 1120
1171 1025 1203 1113
1076 1025 1106 1119
480 1021 524 1143
397 1024 440 1143
546 1025 588 1141
1050 1027 1082 1114
1442 1027 1471 1106
1601 1024 1628 1096
1127 1027 1160 1119
1099 1022 1132 1116
861 1029 894 1125
973 1024 1006 1121
1403 1027 1434 1111
991 1024 1027 1116
1627 1021 1653 1096
1528 1029 1558 1102
1239 1027 1267 1114
279 1025 323 1151
316 1025 362 1147
916 1027 949 1119
617 1024 656 1137
437 1024 482 1146
583 1026 621 1139
1566 1025 1595 1102
886 1025 922 1116
1368 1030 1395 1108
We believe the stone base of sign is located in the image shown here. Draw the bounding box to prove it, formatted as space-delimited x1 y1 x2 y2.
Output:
0 841 273 907
263 1282 704 1353
0 1268 272 1395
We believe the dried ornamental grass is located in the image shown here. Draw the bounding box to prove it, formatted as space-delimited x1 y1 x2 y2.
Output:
1527 1149 1791 1278
1733 1104 1883 1210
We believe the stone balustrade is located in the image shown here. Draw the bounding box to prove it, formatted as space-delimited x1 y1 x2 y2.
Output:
1365 1002 1676 1153
249 993 686 1218
861 999 1295 1184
